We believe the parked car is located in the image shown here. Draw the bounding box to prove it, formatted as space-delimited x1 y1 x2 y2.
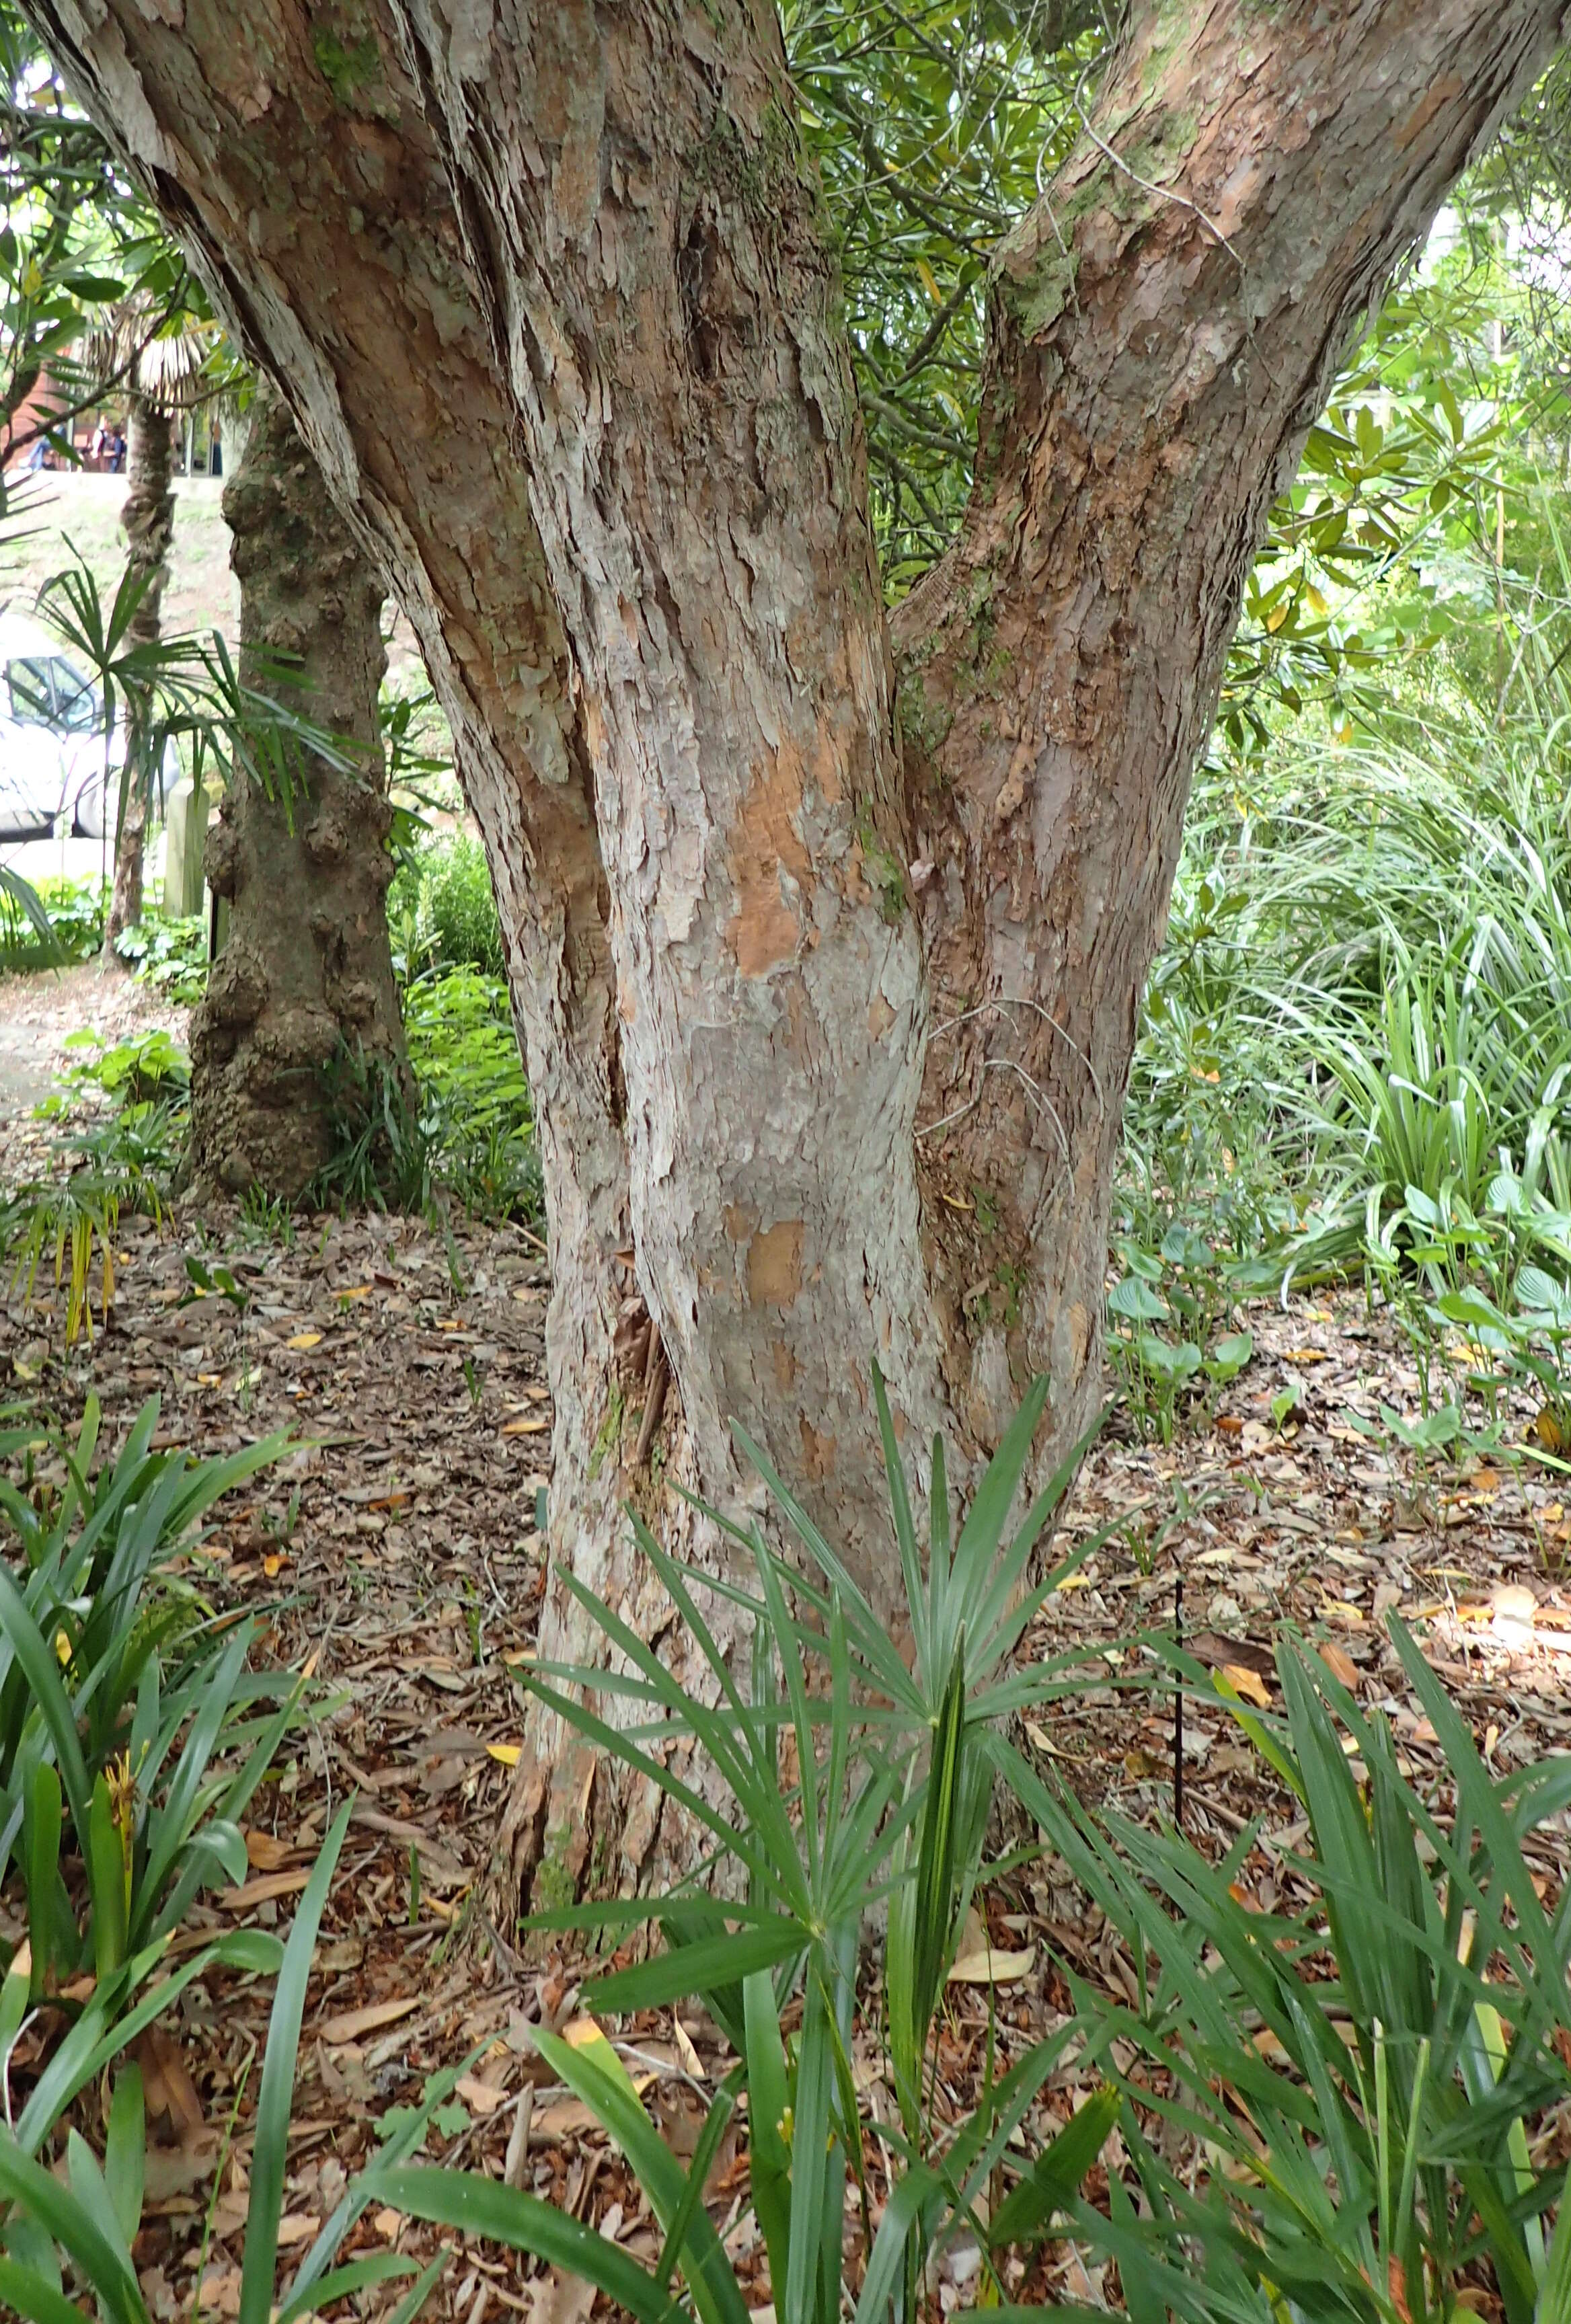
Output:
0 609 151 841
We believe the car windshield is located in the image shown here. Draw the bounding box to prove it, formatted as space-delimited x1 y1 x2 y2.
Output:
5 657 54 725
48 659 98 734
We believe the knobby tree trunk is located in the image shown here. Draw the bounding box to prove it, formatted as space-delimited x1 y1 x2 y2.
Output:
28 0 1566 1906
186 382 408 1202
102 385 173 963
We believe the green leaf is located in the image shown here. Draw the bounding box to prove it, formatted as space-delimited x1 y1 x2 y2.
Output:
0 2136 147 2324
104 2067 145 2248
238 1801 352 2324
88 1772 128 1982
586 1916 804 2014
989 2085 1121 2247
363 2167 685 2324
0 1559 91 1839
531 2023 748 2324
24 1761 62 2003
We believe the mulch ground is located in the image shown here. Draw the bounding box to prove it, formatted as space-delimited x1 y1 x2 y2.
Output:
3 964 1571 2321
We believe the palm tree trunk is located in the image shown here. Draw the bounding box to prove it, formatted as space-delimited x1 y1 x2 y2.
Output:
103 386 175 964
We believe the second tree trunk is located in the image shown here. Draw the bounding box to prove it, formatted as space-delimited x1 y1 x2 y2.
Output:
186 383 408 1203
102 386 174 963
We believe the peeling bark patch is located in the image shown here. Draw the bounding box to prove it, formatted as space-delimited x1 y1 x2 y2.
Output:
1394 75 1465 150
747 1219 804 1308
798 1413 836 1480
726 754 813 975
728 862 800 975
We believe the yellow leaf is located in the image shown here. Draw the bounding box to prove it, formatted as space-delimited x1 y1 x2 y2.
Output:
1221 1663 1272 1709
486 1742 522 1767
915 254 941 305
500 1419 549 1436
338 1284 374 1301
286 1331 322 1350
1265 603 1290 634
563 2015 606 2050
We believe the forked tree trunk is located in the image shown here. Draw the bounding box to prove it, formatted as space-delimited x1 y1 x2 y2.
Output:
102 385 174 963
185 383 408 1202
29 0 1566 1906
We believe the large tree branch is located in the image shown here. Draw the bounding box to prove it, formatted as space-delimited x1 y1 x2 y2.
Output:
893 0 1567 1444
15 0 633 1613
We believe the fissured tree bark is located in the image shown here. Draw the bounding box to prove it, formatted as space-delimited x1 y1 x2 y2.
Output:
186 381 408 1202
26 0 1565 1902
102 386 174 962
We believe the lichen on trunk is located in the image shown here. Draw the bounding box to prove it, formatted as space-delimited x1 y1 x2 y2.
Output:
185 382 407 1203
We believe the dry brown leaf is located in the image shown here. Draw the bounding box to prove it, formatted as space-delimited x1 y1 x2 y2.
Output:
1317 1642 1360 1691
138 2025 205 2140
533 2097 602 2140
242 1828 294 1871
673 2016 705 2079
948 1944 1034 1985
319 1995 421 2046
531 2270 597 2324
455 2073 510 2115
219 1869 311 1911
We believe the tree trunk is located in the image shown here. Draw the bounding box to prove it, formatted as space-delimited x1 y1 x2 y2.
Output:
28 0 1566 1904
102 385 173 963
184 381 406 1202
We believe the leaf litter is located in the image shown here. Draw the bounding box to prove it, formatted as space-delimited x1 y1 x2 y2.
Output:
4 976 1571 2314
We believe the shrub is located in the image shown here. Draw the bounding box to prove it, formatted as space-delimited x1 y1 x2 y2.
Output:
404 966 540 1224
0 1395 297 1993
1012 1620 1571 2324
392 832 503 975
114 909 208 1006
3 1070 187 1342
0 876 107 974
0 1799 476 2324
363 1370 1113 2321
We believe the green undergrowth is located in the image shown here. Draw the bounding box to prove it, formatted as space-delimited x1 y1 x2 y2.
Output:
1119 650 1571 1450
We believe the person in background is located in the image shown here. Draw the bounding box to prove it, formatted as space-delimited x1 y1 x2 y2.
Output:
89 419 109 468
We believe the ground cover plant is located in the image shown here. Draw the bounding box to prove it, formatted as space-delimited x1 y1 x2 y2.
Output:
0 879 105 975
